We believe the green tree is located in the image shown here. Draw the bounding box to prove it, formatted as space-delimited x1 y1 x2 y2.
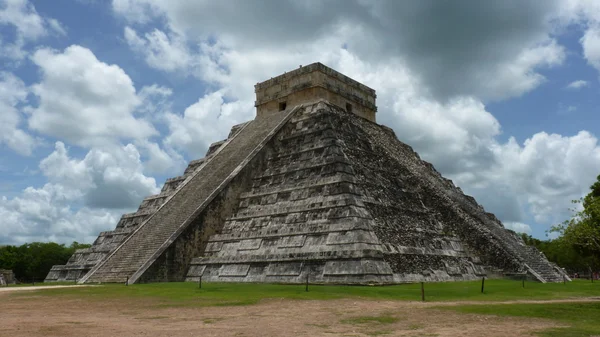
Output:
550 175 600 270
0 241 91 282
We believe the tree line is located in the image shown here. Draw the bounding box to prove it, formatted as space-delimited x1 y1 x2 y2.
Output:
0 242 90 282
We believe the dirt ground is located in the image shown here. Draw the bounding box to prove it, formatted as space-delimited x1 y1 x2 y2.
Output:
0 286 584 337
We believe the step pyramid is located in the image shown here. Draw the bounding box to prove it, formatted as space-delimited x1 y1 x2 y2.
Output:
44 125 247 282
46 62 567 284
186 100 567 284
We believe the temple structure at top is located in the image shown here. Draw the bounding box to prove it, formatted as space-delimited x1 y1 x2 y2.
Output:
254 62 377 122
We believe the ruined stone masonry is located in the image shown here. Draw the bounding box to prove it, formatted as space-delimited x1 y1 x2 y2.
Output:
46 62 567 284
0 269 15 285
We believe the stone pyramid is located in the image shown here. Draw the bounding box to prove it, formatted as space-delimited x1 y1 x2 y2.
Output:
44 130 243 283
46 63 567 284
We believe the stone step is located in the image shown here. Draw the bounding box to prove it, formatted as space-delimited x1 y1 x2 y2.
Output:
184 157 207 173
206 139 226 157
231 203 371 222
266 138 340 161
241 174 357 199
253 156 353 180
193 247 385 264
80 106 301 284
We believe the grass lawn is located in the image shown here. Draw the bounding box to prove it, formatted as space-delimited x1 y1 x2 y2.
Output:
7 279 599 336
9 279 600 307
445 302 600 337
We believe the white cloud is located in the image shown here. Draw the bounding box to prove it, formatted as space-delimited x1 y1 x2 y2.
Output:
477 39 565 101
116 0 567 102
581 26 600 71
0 0 66 60
46 18 66 36
0 71 36 155
566 80 589 89
562 0 600 73
136 140 186 174
112 0 159 24
164 91 251 158
40 142 160 208
504 222 532 234
0 141 161 244
495 131 600 224
0 0 46 40
124 26 191 72
27 45 157 147
138 84 173 116
456 131 600 228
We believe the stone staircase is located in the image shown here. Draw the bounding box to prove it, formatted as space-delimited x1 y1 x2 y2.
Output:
79 108 298 284
45 145 219 282
522 246 567 283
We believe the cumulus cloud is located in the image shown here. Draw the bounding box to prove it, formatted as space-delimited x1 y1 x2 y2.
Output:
116 0 566 102
562 0 600 73
164 91 251 158
504 222 532 234
0 42 190 244
0 0 66 59
496 132 600 223
566 80 589 89
581 26 600 71
0 71 37 155
456 131 600 229
27 45 157 147
41 142 160 209
124 26 191 72
0 141 161 244
136 140 186 174
138 84 173 116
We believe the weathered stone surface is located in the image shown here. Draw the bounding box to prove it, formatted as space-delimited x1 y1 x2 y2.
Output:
255 62 377 122
0 269 15 285
187 101 566 284
47 62 567 285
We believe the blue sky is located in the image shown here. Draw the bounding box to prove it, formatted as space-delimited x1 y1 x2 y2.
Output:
1 0 600 244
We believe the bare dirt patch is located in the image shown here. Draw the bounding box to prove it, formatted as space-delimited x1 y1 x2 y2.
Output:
0 291 577 337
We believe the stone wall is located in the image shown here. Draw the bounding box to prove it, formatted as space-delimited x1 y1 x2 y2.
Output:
0 269 15 285
255 62 377 122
